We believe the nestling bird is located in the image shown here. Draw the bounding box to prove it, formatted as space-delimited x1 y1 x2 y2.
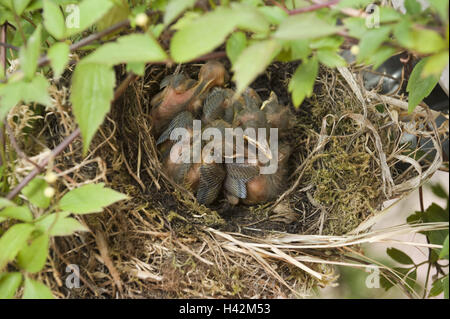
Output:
154 61 292 206
224 143 291 205
243 143 291 205
160 115 228 205
151 61 227 135
156 111 194 146
260 91 293 135
202 88 235 125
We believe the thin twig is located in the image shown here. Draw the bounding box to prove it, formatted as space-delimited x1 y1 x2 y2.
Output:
0 24 7 167
0 24 6 72
37 19 132 68
6 128 81 200
266 0 288 12
288 0 340 15
0 42 19 51
5 122 44 170
6 72 138 200
190 51 226 62
13 13 27 46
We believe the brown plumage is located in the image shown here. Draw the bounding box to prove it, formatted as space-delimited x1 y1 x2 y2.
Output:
260 91 293 135
243 143 291 205
224 143 291 205
155 63 293 206
160 117 228 205
151 61 227 135
202 88 235 125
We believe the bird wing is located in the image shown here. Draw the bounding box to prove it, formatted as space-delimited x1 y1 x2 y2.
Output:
156 111 193 145
203 88 226 123
224 176 248 199
196 164 226 205
226 162 259 179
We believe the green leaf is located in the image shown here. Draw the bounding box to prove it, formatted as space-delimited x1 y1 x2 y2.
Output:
0 198 15 209
428 0 448 20
35 212 88 236
23 276 54 299
386 247 414 265
444 275 449 299
232 39 281 95
422 203 449 246
170 11 201 31
22 177 50 209
357 26 391 62
47 42 70 79
17 233 49 273
65 0 114 37
43 0 66 40
226 31 247 65
309 36 343 50
412 29 447 55
83 34 168 66
0 0 14 12
408 202 449 250
440 235 449 260
396 23 447 55
0 63 4 81
430 183 449 200
0 74 52 121
429 276 444 297
394 19 414 49
317 49 346 68
380 272 394 291
19 24 42 80
404 0 422 15
274 13 341 40
70 63 115 154
23 74 51 105
284 0 309 10
0 206 33 222
97 0 129 32
59 183 128 214
127 62 146 76
230 2 270 34
290 39 311 61
288 56 318 107
337 0 371 8
241 0 264 6
12 0 32 14
0 223 34 270
257 5 288 25
343 17 367 39
367 46 397 70
170 8 236 62
0 272 22 299
422 51 449 78
150 23 165 38
164 0 196 26
407 58 440 113
405 269 417 291
392 267 416 291
378 7 402 23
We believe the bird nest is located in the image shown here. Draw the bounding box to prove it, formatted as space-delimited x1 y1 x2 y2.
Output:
24 60 444 298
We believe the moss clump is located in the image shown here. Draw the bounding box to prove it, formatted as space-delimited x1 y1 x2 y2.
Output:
307 139 382 235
